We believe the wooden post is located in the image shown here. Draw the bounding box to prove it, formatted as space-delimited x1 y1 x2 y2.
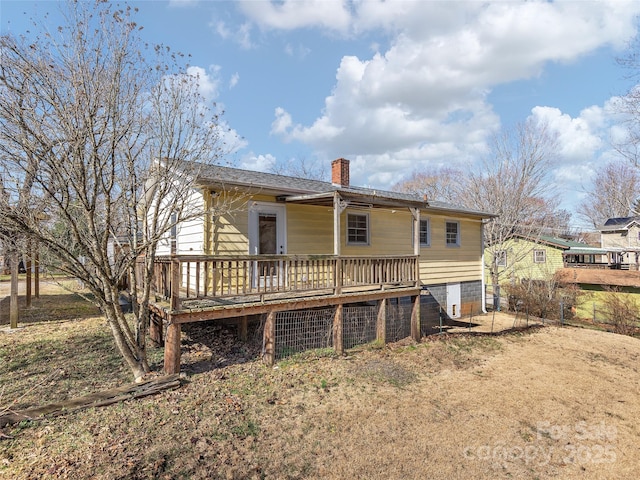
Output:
10 251 19 329
411 294 421 341
34 242 40 299
170 255 180 311
376 298 387 343
333 304 344 355
411 207 421 288
333 192 344 295
150 314 164 347
333 192 341 257
239 315 248 341
262 311 276 366
26 242 32 308
164 321 181 374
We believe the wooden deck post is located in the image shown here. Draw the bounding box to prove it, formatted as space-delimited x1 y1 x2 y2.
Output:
333 304 344 355
170 255 180 311
150 313 164 347
26 242 32 308
263 311 276 366
239 315 248 341
411 294 421 341
10 250 19 329
164 321 181 374
34 242 40 299
376 298 387 344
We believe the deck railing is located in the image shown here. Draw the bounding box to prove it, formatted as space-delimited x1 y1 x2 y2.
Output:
145 254 419 310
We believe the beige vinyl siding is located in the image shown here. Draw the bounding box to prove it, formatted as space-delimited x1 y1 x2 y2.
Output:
286 204 334 254
207 192 273 255
340 209 413 255
419 216 483 284
602 232 628 249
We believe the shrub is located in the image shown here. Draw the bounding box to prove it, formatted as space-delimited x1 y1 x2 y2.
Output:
504 278 581 321
600 288 640 336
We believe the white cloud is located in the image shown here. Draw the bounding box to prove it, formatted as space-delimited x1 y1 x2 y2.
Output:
270 107 294 136
238 0 352 33
213 20 254 49
186 65 221 100
229 73 240 89
532 106 603 161
240 153 276 172
265 0 640 189
284 43 311 59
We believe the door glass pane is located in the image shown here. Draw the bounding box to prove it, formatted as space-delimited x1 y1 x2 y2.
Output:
258 213 278 279
259 214 277 254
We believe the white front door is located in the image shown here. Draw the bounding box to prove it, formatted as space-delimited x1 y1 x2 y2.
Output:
446 282 461 319
248 203 287 287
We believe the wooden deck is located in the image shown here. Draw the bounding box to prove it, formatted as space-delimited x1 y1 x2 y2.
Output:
144 254 422 373
146 254 419 318
151 282 420 323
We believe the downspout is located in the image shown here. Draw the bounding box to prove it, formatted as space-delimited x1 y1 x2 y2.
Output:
481 219 487 314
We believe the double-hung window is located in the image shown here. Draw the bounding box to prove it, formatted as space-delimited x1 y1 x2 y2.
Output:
347 213 369 245
445 221 460 247
419 219 430 247
534 249 546 263
495 250 507 267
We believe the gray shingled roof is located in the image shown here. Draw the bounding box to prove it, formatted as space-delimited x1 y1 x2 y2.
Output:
189 162 495 218
601 216 640 231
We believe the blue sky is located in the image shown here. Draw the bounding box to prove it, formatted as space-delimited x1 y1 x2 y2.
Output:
2 0 640 229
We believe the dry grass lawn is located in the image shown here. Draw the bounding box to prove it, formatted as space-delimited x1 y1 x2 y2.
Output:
1 280 640 479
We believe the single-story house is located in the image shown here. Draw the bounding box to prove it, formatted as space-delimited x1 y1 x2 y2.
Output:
148 158 495 372
489 234 607 283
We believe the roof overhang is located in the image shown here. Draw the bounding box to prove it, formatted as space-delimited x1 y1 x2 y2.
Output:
563 248 609 256
279 190 426 209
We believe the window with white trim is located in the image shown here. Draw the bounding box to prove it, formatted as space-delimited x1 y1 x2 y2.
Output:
534 249 546 263
347 213 369 245
419 219 430 247
445 221 460 246
495 250 507 267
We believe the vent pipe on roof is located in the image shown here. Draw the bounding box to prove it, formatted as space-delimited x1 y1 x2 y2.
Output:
331 158 350 187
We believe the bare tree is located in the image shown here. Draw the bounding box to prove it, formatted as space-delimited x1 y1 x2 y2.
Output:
614 36 640 166
392 167 462 204
578 159 640 229
270 156 328 181
461 120 563 305
0 1 225 380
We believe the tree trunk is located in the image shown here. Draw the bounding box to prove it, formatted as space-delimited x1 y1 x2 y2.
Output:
103 298 149 381
491 269 501 311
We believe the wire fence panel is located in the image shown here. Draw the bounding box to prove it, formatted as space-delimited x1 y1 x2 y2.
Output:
386 301 412 342
274 308 334 359
343 305 378 349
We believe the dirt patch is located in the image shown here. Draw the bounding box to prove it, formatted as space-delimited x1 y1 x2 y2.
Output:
2 314 640 479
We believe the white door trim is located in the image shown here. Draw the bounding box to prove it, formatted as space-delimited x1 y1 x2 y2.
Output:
248 202 287 255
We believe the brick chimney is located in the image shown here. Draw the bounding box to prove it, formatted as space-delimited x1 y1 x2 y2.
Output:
331 158 350 187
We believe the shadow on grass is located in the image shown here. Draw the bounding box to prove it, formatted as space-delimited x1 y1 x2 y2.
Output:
0 292 100 326
0 329 131 410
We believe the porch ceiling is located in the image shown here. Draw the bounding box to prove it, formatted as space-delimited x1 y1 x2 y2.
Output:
278 190 426 209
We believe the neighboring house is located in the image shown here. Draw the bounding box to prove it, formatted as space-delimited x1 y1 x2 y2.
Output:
489 234 607 283
149 158 495 372
600 217 640 270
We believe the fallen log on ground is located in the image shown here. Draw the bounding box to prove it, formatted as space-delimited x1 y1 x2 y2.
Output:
0 374 182 429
